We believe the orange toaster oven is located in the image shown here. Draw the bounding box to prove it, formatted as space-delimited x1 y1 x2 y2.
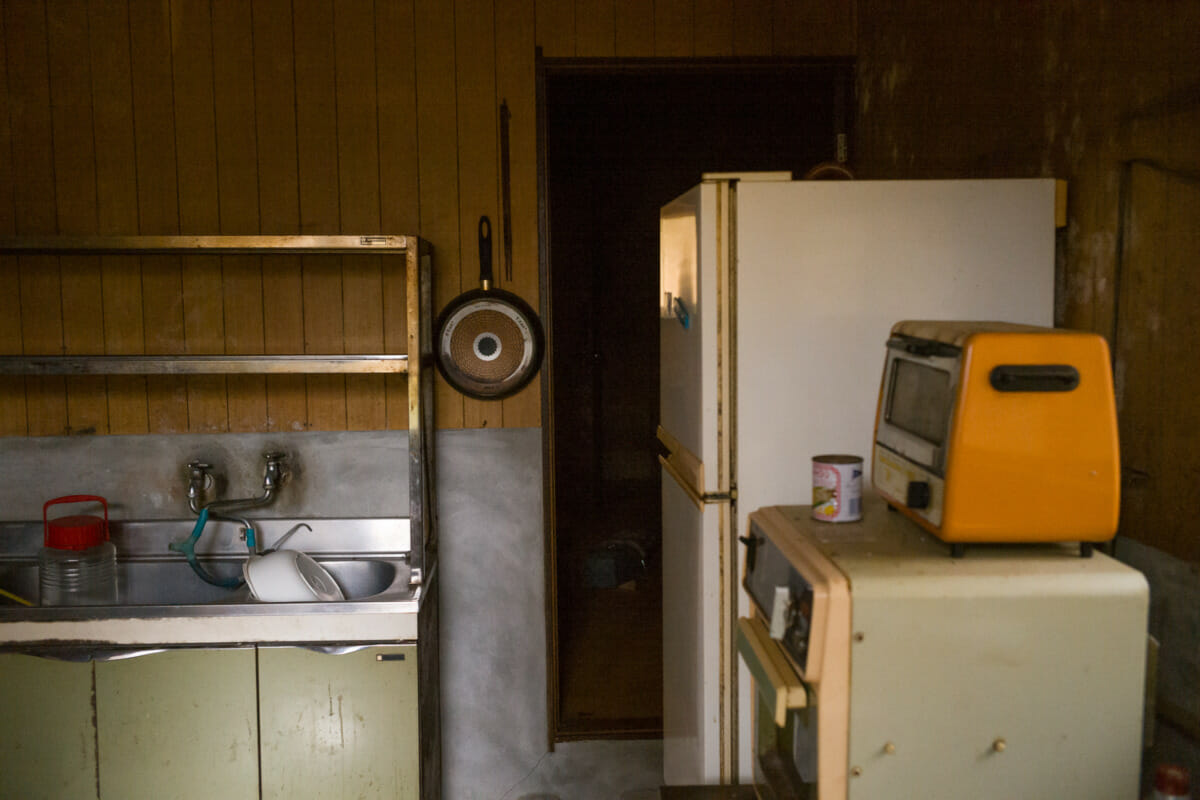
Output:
871 320 1120 547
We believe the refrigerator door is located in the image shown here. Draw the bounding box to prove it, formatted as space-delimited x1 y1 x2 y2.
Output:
660 180 736 784
659 184 724 496
661 473 725 785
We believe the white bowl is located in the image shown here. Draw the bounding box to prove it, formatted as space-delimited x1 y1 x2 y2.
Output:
243 550 344 603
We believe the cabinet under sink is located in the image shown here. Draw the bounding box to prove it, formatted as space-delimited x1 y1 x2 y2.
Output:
0 645 419 800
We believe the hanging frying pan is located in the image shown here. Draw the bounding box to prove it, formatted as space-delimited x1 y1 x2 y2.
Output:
434 216 544 399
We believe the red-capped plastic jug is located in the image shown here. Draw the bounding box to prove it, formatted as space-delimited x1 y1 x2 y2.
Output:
39 495 117 606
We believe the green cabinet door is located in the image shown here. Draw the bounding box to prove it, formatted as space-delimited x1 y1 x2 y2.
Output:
95 648 259 799
0 654 98 800
258 645 419 800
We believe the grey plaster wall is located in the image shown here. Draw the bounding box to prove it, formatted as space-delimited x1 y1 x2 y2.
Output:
436 428 551 799
0 431 409 520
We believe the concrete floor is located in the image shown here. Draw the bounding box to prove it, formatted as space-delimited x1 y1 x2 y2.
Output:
503 739 662 800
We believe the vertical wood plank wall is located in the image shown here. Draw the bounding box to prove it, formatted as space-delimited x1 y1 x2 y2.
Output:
0 0 854 435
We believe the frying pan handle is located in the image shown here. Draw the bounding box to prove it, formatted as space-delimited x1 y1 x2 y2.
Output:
478 216 494 289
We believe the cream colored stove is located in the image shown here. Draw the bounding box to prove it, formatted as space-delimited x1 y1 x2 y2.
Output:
737 494 1149 799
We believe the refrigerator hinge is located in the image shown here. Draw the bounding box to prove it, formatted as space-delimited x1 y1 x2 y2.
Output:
702 486 736 505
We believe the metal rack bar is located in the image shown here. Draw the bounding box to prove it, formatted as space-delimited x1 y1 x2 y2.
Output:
0 355 409 376
0 234 412 254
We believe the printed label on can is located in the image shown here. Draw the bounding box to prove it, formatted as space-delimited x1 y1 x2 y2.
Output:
812 455 863 523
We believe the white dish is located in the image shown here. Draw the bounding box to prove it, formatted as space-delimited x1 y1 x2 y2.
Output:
243 549 344 603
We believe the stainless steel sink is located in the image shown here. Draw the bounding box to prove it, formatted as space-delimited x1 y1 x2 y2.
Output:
0 556 411 613
0 517 418 625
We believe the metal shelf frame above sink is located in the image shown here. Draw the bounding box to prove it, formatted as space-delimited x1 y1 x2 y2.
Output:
0 233 424 377
0 233 416 255
0 354 410 376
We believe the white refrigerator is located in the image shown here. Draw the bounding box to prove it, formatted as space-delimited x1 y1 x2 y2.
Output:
657 175 1060 785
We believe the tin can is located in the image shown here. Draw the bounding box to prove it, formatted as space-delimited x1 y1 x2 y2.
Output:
812 455 863 523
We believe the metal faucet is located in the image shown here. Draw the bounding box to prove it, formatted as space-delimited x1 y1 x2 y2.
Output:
187 452 288 517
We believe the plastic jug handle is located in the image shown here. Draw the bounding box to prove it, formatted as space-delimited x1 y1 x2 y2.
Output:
43 495 110 541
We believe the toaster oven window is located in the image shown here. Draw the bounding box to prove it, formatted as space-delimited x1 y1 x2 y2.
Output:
887 359 953 445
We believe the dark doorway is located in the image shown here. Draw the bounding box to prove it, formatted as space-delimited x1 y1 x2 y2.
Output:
543 60 852 740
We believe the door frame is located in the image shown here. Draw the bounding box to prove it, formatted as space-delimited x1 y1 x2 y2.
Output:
536 54 856 746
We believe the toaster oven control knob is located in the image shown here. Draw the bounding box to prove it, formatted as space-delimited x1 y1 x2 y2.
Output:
905 480 931 510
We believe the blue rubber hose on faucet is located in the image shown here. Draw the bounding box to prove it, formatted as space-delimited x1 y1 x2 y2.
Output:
169 507 249 589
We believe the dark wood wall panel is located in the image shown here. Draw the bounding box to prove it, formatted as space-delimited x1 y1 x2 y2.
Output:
336 0 386 432
456 0 501 429
212 0 267 433
0 2 22 435
375 0 420 431
496 0 541 427
414 0 464 430
89 0 146 436
251 0 307 434
0 0 856 436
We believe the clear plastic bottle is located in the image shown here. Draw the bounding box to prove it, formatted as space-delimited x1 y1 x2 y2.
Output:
39 495 118 606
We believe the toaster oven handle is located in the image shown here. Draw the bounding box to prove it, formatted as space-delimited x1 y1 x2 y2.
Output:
989 364 1080 392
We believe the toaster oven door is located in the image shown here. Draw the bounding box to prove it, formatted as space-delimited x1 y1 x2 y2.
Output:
875 344 961 476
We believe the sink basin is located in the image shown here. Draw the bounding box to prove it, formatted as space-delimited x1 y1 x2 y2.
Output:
0 556 408 610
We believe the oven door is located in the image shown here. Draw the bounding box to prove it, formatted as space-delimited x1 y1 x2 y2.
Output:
736 615 813 799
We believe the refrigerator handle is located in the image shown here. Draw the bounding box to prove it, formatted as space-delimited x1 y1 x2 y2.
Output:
658 425 734 509
659 454 706 510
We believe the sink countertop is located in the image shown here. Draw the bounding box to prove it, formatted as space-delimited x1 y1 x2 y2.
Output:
0 517 424 648
0 597 421 648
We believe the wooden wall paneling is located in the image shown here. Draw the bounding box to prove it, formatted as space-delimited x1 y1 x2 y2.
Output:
48 1 108 435
6 0 57 235
294 0 347 431
496 0 542 427
614 0 654 57
252 0 307 433
575 0 616 58
771 0 855 57
694 0 735 57
535 0 576 56
375 0 420 431
7 0 66 436
212 0 267 433
654 0 695 57
335 0 386 432
17 255 66 436
1159 175 1200 562
49 11 103 443
732 0 772 56
171 0 228 433
90 0 147 435
414 0 464 428
0 4 27 435
129 0 187 433
1116 165 1200 562
455 0 501 429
